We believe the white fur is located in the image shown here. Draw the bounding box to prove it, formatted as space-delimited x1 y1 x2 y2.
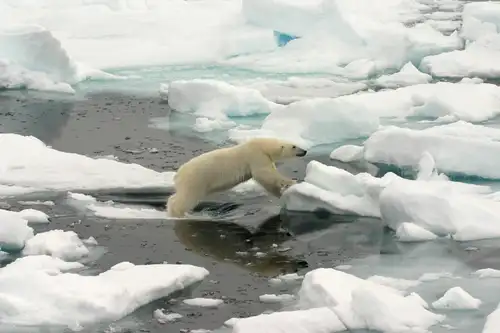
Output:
167 138 305 218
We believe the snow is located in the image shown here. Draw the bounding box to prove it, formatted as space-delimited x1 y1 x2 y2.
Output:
374 62 432 89
183 298 224 308
0 133 175 194
235 268 443 333
362 122 500 179
432 287 482 310
21 230 90 261
259 294 295 303
0 209 34 252
0 255 209 328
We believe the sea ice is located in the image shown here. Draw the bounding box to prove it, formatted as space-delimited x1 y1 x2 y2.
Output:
362 122 500 179
235 268 443 333
0 255 209 328
420 2 500 79
484 303 500 333
21 230 90 261
432 287 481 310
395 222 439 242
473 268 500 279
0 133 175 194
16 208 50 223
166 79 281 120
153 309 183 324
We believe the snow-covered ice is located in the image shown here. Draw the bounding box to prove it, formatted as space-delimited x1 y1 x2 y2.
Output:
374 62 432 89
432 286 482 310
21 230 90 261
0 209 34 252
283 157 500 241
0 133 175 194
362 122 500 179
0 256 209 328
234 268 444 333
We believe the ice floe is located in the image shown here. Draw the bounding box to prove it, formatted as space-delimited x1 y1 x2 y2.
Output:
0 255 209 328
432 286 482 310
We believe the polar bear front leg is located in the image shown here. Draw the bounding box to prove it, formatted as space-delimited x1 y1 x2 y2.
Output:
166 191 203 218
251 164 297 198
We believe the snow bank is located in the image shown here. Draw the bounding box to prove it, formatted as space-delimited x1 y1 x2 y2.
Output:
0 255 209 328
362 122 500 179
431 287 481 310
234 268 443 333
420 2 500 79
21 230 90 261
230 82 500 147
0 133 175 194
166 79 281 119
283 158 500 241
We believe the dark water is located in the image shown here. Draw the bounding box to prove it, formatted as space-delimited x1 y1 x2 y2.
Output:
0 91 496 333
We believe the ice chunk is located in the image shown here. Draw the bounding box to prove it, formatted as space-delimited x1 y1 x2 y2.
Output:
406 292 429 309
379 180 500 241
0 255 209 327
21 230 90 261
395 222 439 242
329 145 364 163
297 268 444 332
374 62 432 89
153 309 182 324
484 303 500 333
193 117 236 133
229 97 380 148
0 209 34 252
473 268 500 278
17 208 50 223
233 307 344 333
432 287 482 310
183 298 223 308
0 133 175 193
0 59 75 93
259 294 295 303
363 122 500 179
166 79 281 120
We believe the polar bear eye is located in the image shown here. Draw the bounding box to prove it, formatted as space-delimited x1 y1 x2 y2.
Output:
292 145 296 148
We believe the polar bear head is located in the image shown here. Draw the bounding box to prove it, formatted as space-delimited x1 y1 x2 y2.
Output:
247 138 307 161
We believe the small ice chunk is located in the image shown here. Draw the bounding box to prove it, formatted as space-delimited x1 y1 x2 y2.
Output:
432 287 482 310
460 77 484 84
366 275 421 291
395 222 439 242
269 273 304 285
419 272 456 282
153 309 183 323
17 208 50 223
21 230 90 261
183 298 224 308
473 268 500 278
329 145 364 162
374 62 432 89
259 294 295 303
83 236 98 246
18 200 55 206
193 117 236 133
0 209 34 252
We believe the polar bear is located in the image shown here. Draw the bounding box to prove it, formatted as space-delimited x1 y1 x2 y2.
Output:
167 138 307 218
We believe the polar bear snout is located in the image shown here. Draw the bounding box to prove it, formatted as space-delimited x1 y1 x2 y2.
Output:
295 148 307 157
